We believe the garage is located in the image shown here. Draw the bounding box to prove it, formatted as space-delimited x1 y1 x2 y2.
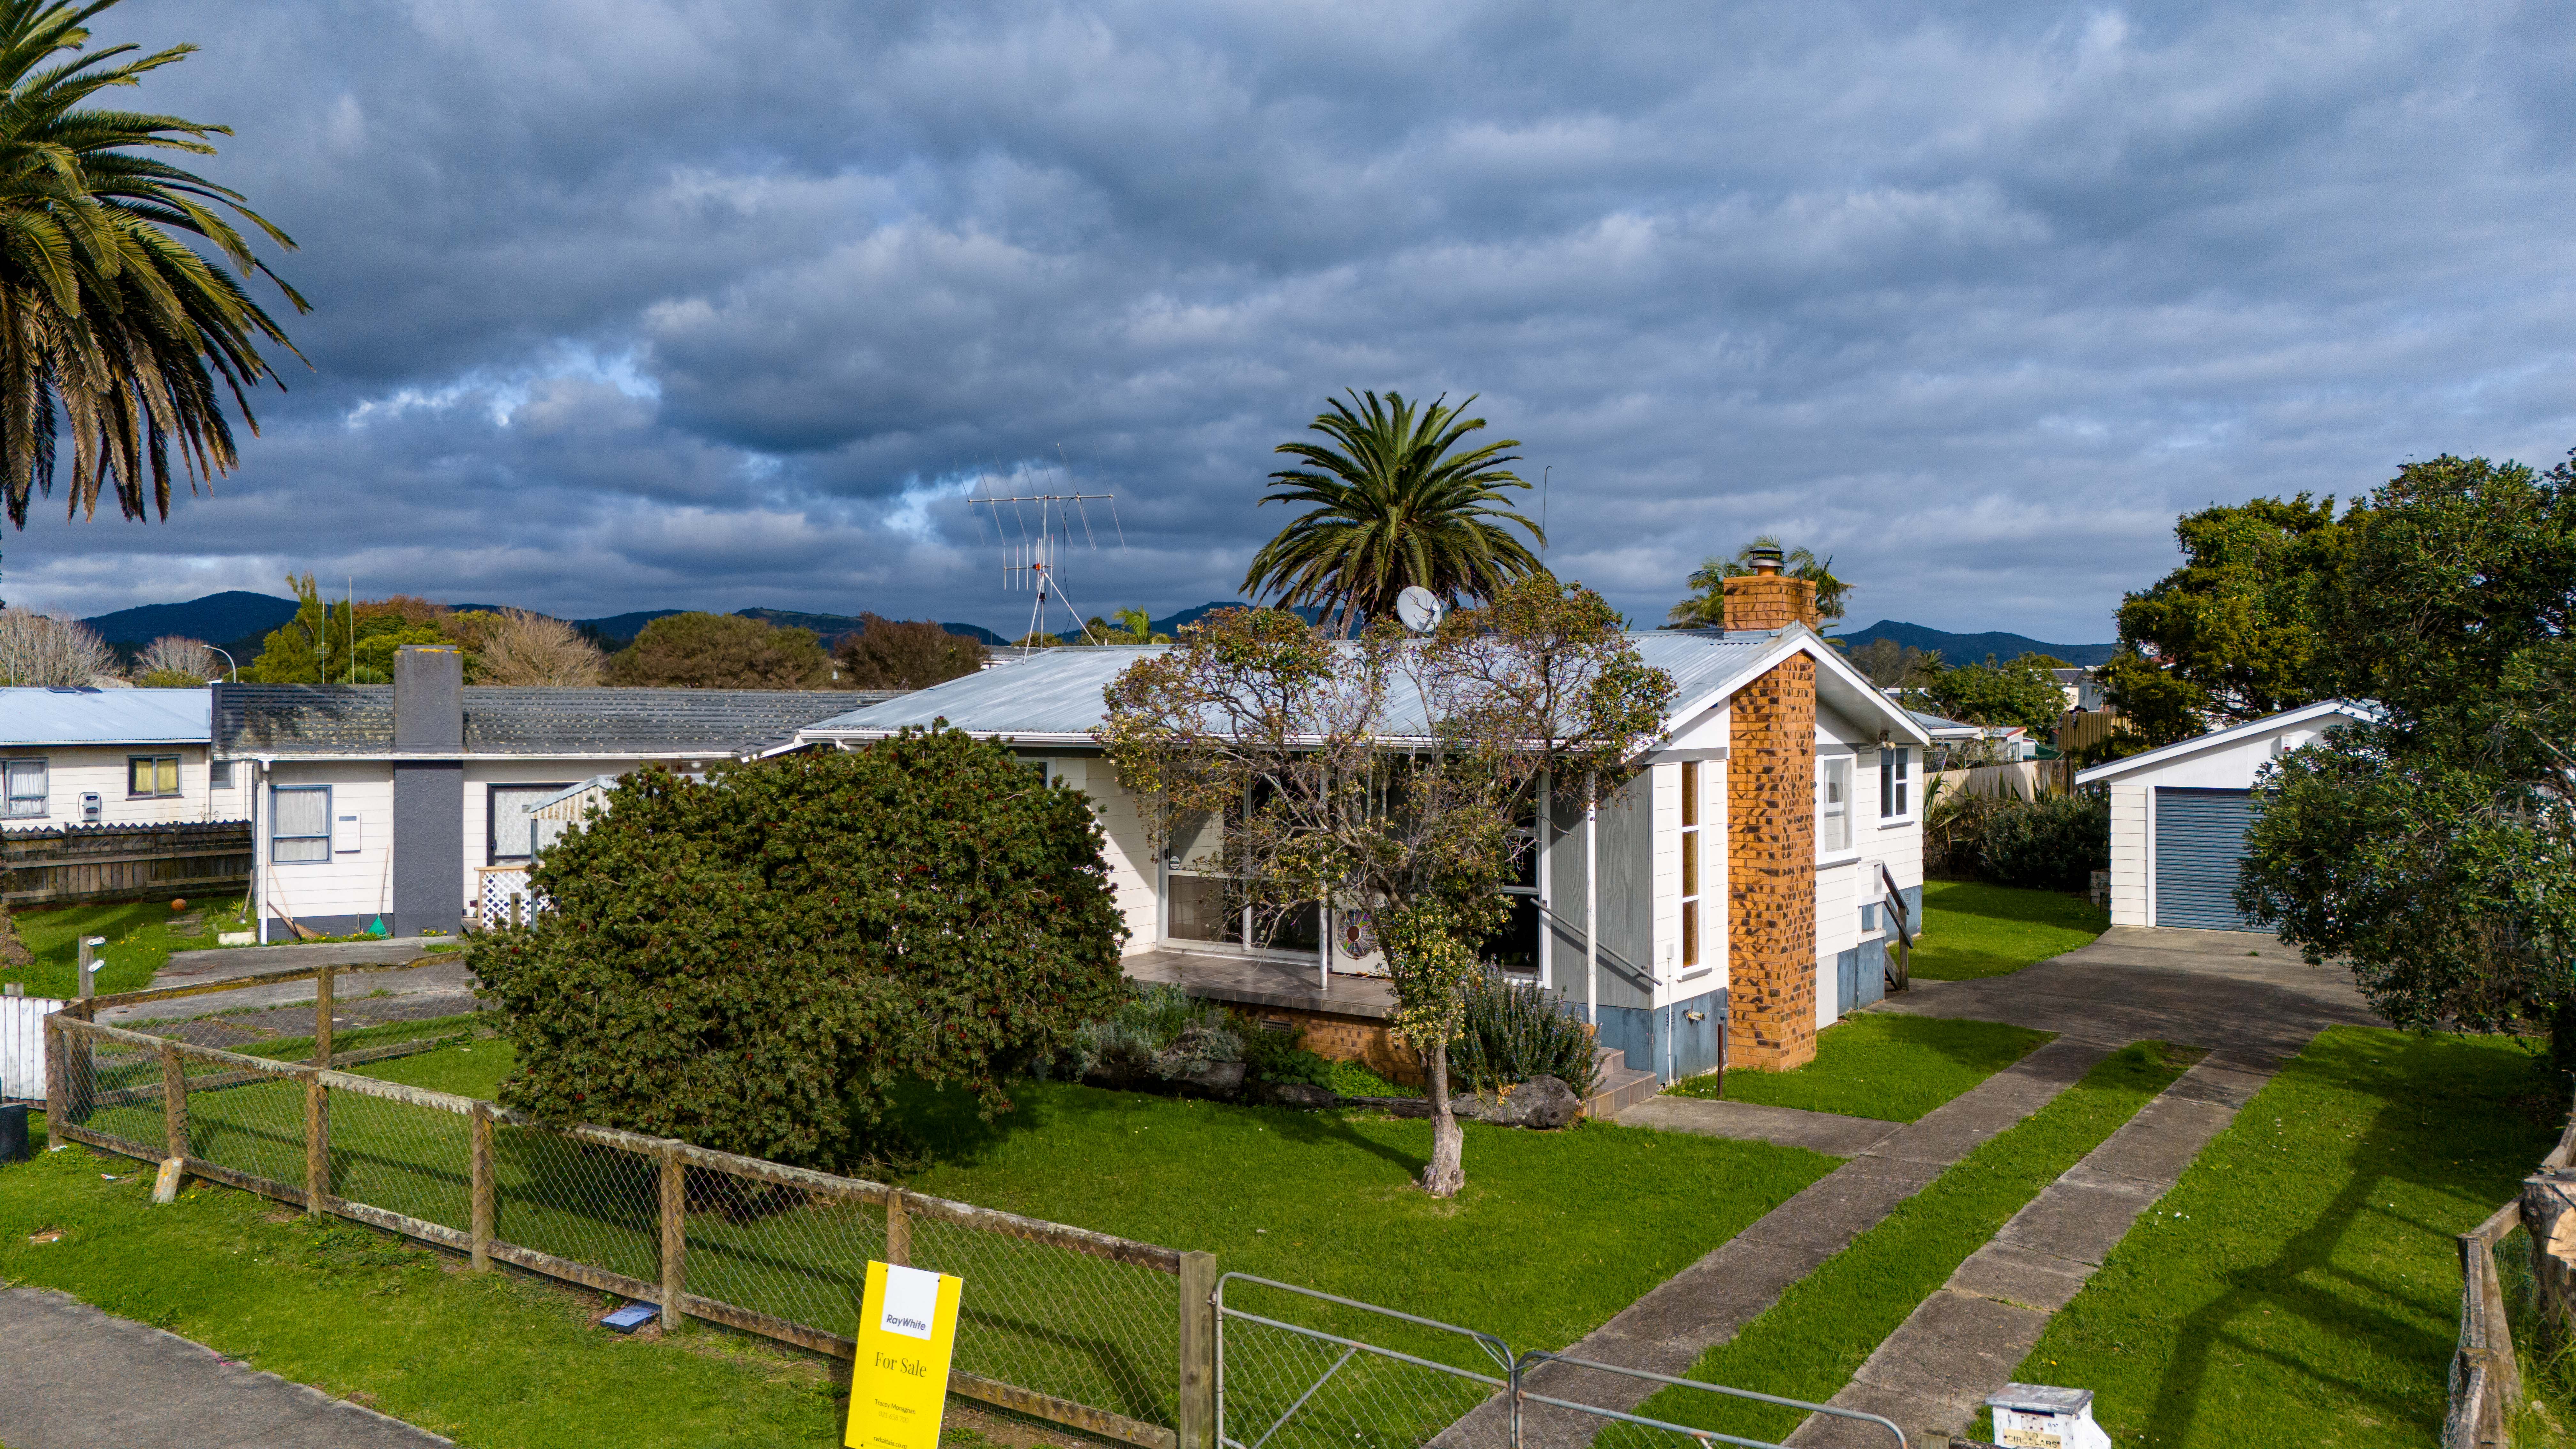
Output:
2074 700 2375 933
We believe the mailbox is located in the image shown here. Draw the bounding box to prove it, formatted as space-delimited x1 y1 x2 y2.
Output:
1985 1384 2110 1449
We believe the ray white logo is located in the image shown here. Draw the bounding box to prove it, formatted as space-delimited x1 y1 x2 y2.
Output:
877 1263 942 1341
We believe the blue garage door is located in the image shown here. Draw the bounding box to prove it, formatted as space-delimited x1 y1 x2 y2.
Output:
2154 787 2256 930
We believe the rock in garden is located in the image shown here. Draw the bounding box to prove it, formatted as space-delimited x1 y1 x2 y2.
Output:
1490 1075 1581 1129
1259 1082 1338 1109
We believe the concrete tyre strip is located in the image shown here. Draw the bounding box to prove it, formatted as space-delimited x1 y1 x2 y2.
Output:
1438 1037 2116 1449
0 1287 453 1448
1781 1050 2279 1449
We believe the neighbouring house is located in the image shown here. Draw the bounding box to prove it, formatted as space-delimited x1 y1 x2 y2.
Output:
2049 667 2105 713
796 564 1931 1081
2073 699 2377 931
0 687 248 828
217 647 888 940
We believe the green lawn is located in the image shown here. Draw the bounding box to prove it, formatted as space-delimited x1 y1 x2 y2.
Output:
2009 1026 2561 1448
1666 1013 2055 1123
1639 1041 2200 1444
6 895 248 997
1910 880 2109 980
31 1038 1840 1448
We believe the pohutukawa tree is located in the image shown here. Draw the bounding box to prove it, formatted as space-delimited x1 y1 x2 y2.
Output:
0 0 306 541
1099 577 1671 1197
1241 390 1548 636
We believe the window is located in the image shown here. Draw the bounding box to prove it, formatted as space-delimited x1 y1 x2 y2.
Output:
1679 761 1703 970
4 759 44 818
1879 746 1911 820
271 786 331 862
488 783 572 864
1820 757 1853 853
128 755 180 798
209 760 234 789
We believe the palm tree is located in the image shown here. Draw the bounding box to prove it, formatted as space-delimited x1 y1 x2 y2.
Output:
1668 535 1851 627
0 0 305 533
1243 390 1546 634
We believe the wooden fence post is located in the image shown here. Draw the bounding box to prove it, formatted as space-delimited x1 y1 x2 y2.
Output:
160 1040 188 1163
43 1014 64 1129
2525 1169 2576 1360
314 966 335 1069
469 1103 494 1272
1177 1251 1217 1449
885 1188 910 1267
660 1146 686 1333
304 1070 329 1215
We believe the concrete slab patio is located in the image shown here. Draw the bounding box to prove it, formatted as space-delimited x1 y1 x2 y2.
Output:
0 1287 451 1447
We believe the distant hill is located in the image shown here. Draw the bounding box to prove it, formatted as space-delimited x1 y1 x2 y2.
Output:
83 590 300 646
1047 601 1327 643
1829 619 2116 668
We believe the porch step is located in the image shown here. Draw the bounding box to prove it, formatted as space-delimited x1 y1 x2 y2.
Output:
1581 1045 1660 1120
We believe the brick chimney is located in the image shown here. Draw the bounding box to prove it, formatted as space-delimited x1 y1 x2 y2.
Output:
1720 546 1819 632
1725 547 1820 1071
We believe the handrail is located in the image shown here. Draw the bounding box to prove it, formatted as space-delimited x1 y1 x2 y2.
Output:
1877 863 1912 995
1529 898 1657 995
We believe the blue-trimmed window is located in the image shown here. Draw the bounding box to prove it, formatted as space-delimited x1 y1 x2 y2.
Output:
272 785 332 863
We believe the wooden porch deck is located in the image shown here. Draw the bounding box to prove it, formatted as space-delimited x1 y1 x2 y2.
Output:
1120 947 1395 1021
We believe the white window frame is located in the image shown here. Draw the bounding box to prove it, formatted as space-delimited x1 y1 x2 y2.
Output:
4 758 46 819
1818 755 1858 862
1878 745 1915 825
271 784 332 864
1678 761 1704 976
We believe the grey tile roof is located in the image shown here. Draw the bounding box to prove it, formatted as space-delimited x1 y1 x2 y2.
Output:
800 631 1787 742
214 685 895 757
0 686 209 746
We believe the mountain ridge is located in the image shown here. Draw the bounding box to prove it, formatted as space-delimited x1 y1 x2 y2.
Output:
1829 618 2116 667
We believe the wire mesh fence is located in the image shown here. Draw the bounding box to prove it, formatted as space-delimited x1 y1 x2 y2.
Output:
43 1013 1191 1449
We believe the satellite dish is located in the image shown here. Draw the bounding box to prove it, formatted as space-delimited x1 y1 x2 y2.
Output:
1395 586 1446 633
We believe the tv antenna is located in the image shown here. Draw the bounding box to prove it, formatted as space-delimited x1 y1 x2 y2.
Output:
972 468 1125 646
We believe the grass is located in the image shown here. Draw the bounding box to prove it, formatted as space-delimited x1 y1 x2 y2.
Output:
1909 880 2109 980
35 1035 1840 1446
1638 1041 2201 1444
2008 1026 2564 1448
5 895 249 997
1665 1013 2056 1123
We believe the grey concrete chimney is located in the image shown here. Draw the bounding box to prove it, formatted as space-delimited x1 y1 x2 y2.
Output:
391 644 465 936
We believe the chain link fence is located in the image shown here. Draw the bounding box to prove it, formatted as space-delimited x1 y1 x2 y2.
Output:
45 1013 1194 1449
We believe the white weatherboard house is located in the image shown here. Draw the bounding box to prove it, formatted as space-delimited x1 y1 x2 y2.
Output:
0 686 246 827
216 647 885 940
799 569 1930 1082
2074 699 2377 931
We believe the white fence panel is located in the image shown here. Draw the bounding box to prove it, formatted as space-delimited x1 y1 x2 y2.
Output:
0 996 63 1101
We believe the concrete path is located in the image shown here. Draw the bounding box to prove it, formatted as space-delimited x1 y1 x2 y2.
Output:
100 938 479 1040
0 1286 450 1447
1783 1049 2278 1447
1452 1038 2118 1448
1613 1095 1900 1157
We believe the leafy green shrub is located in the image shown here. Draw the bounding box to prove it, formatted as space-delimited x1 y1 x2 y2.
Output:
1067 981 1250 1085
469 728 1127 1169
1451 970 1598 1097
1927 789 2109 892
1326 1059 1421 1099
1232 1015 1333 1087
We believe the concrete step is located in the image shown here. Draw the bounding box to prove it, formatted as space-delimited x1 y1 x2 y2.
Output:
1582 1045 1660 1119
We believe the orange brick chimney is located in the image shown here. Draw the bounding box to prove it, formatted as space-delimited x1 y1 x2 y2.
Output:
1725 546 1820 1071
1721 547 1819 632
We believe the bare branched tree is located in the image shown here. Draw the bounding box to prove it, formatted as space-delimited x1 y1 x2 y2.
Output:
1101 578 1672 1196
135 635 216 683
475 609 606 686
0 609 116 685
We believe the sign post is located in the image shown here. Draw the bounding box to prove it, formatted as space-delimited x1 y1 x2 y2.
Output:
846 1260 963 1449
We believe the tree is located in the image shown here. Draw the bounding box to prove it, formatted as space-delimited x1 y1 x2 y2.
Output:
0 0 306 539
2102 495 2350 735
1100 578 1672 1196
134 632 211 685
1668 536 1851 627
835 615 984 689
1077 608 1170 645
242 573 351 682
606 612 831 689
2238 453 2576 1070
467 734 1128 1167
1925 653 2067 735
0 607 111 683
1845 637 1939 690
475 609 605 686
1242 390 1547 635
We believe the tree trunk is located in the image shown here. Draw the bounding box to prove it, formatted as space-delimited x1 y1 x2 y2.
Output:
1419 1039 1464 1198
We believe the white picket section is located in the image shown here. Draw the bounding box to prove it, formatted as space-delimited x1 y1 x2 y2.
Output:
0 996 63 1101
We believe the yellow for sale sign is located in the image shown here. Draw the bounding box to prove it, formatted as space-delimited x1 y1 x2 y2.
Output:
845 1261 963 1449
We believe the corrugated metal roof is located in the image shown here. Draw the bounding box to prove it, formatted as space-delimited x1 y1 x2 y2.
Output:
0 686 209 746
800 631 1785 741
215 685 896 757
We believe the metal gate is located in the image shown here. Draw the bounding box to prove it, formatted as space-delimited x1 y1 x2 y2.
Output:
2152 787 2255 930
0 995 61 1101
1212 1273 1904 1449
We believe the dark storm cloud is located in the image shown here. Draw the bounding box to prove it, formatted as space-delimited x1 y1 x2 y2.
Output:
6 0 2573 639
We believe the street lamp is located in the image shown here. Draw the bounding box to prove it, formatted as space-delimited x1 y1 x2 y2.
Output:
204 646 238 683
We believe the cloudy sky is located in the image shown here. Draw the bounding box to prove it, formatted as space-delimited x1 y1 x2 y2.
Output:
5 0 2572 642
